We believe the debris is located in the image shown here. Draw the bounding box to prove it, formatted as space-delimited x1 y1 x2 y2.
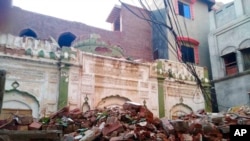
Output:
1 103 250 141
28 121 42 130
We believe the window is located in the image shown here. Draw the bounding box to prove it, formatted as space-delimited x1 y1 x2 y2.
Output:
181 45 195 63
241 48 250 71
178 1 191 19
58 32 76 47
177 37 199 64
223 53 238 75
114 16 120 31
19 28 37 38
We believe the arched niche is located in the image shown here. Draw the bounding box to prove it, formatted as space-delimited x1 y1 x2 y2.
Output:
170 103 193 120
239 39 250 50
96 95 131 109
19 28 37 38
58 32 76 47
3 89 40 118
82 95 90 113
221 46 236 56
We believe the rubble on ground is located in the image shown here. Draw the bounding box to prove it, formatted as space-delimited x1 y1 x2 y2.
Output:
1 103 250 141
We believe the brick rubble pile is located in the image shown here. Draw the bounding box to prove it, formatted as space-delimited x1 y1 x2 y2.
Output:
1 102 250 141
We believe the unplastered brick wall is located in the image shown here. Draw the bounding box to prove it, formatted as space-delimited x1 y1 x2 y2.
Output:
8 4 153 61
120 4 153 61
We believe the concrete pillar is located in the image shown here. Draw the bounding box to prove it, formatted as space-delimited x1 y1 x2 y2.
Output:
234 0 244 17
57 64 69 110
236 50 243 72
157 78 165 118
209 11 217 30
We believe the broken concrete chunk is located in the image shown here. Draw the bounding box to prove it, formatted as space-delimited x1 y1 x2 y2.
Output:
171 119 189 133
156 133 168 141
79 127 101 141
109 136 126 141
219 125 230 134
28 121 42 130
123 101 141 112
138 106 154 123
63 134 74 141
74 134 83 140
102 121 124 136
160 117 174 133
106 116 118 124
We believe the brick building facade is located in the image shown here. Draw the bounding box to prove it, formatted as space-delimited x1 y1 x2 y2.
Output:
6 3 153 61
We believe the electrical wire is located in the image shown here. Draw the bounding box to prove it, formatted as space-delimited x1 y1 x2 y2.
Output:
119 0 231 111
118 0 181 60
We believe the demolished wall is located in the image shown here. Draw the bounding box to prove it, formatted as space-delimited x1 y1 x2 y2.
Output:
0 34 208 119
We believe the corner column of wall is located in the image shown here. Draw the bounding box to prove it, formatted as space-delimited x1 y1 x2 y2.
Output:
157 77 165 118
236 50 244 72
209 11 216 30
57 65 69 110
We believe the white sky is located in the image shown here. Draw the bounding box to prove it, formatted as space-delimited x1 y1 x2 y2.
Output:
12 0 233 30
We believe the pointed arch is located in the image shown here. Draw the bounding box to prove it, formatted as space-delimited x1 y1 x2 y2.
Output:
58 32 76 47
239 39 250 50
4 89 40 118
96 95 131 109
221 46 236 56
239 39 250 70
19 28 37 38
170 103 193 119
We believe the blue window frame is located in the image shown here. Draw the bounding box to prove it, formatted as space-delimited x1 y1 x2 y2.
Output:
178 1 191 19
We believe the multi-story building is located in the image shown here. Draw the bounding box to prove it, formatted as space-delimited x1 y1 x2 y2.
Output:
208 0 250 111
148 0 216 111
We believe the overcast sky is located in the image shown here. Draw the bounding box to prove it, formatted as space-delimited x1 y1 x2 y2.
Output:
12 0 234 30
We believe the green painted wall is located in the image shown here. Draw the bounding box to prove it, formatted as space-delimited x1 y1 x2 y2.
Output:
157 78 165 118
57 67 69 110
202 68 212 112
155 60 167 118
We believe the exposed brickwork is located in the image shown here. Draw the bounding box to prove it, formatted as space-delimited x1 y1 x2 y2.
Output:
8 4 153 61
0 46 26 56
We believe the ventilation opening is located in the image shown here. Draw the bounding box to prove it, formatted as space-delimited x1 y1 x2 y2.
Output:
58 32 76 47
19 29 37 38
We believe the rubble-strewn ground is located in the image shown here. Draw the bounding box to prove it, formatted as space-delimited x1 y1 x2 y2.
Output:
1 102 250 141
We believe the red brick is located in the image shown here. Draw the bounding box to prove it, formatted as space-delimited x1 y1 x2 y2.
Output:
102 122 124 136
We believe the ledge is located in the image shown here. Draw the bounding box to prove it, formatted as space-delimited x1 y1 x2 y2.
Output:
212 70 250 83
